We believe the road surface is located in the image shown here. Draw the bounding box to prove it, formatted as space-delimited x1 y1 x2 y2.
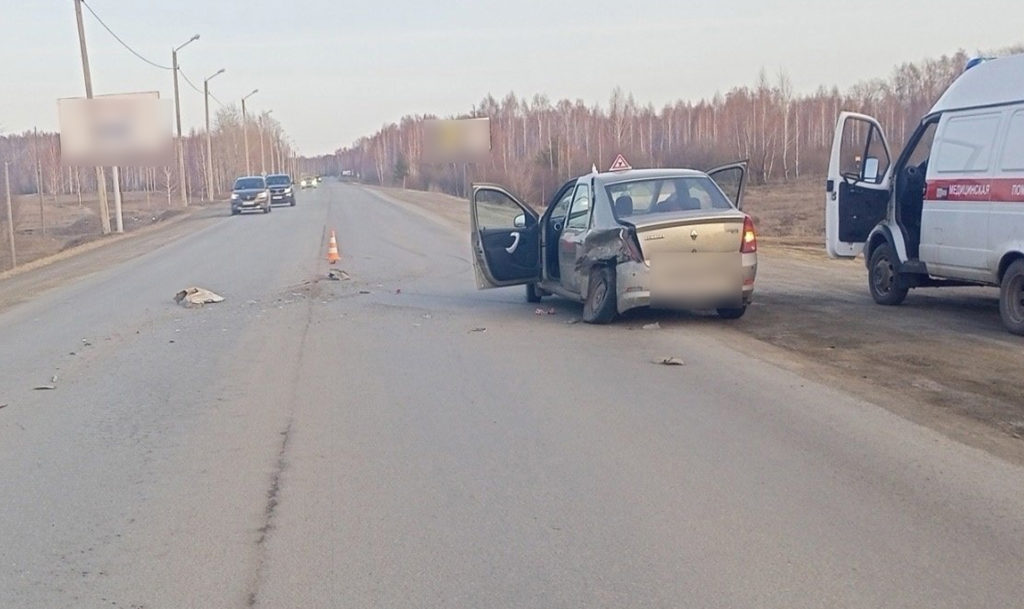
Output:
1 181 1022 608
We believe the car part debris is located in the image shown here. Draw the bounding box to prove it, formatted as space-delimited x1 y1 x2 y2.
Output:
642 322 661 330
327 269 350 280
655 357 685 366
358 290 371 295
0 403 8 410
468 327 487 333
534 308 557 315
174 287 225 307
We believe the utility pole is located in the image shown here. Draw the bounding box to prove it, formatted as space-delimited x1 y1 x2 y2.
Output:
259 110 272 175
4 163 15 269
73 0 111 235
172 34 199 207
241 89 258 175
204 68 225 201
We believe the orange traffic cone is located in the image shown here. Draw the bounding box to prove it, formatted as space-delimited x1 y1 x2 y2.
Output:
326 230 340 264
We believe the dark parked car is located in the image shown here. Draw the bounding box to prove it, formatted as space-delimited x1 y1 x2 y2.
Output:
231 176 271 215
265 174 295 206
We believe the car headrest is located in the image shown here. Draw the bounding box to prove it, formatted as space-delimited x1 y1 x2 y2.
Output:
614 195 634 217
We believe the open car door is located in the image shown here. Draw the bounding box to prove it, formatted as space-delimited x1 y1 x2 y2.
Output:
470 184 541 289
826 112 892 258
707 161 748 209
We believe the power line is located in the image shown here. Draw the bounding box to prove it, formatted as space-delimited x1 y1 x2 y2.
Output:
178 69 223 107
80 1 172 71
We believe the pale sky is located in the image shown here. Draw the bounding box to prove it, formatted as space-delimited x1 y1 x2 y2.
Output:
2 1 1022 155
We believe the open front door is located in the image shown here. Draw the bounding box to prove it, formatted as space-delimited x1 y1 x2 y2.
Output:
470 184 541 289
826 112 892 258
707 161 748 209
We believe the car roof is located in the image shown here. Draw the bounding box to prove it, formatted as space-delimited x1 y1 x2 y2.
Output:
930 53 1024 115
592 168 707 185
266 173 290 178
234 175 265 181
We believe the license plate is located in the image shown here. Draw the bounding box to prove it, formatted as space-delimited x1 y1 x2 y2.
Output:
650 254 740 303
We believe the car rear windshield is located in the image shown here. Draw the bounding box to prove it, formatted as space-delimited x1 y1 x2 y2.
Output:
606 176 733 219
234 177 265 190
266 175 291 186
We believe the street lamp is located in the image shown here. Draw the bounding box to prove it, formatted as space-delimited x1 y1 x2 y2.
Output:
172 33 200 207
259 110 273 175
241 89 259 175
204 68 225 201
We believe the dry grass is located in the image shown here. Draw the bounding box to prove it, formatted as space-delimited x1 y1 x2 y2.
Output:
0 191 192 270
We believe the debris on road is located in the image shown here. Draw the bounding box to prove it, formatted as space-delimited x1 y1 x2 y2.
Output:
534 307 557 316
642 323 661 330
174 287 225 307
358 290 371 295
81 338 92 347
395 288 402 294
0 403 8 410
34 376 58 390
566 318 581 325
654 357 685 366
468 327 487 333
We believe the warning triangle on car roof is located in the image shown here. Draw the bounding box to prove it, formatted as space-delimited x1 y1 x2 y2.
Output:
608 154 632 172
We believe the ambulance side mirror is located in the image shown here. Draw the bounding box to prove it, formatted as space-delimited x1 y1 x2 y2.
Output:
863 157 880 182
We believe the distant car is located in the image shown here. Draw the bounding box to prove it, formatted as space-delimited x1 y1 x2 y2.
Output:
231 176 271 215
470 164 757 323
300 177 317 189
265 174 295 206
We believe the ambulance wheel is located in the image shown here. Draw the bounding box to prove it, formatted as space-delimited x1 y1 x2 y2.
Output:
999 259 1024 335
868 243 908 306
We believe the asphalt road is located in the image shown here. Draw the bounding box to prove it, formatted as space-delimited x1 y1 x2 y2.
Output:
1 181 1022 608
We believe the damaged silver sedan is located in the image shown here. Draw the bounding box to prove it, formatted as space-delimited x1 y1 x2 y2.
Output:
470 165 757 323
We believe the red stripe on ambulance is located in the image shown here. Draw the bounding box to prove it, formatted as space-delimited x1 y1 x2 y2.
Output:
926 178 1024 203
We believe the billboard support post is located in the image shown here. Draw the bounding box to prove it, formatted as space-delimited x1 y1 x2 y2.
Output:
73 0 111 234
4 163 16 269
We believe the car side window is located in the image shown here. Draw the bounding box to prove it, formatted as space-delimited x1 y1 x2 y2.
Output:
476 189 527 231
548 188 574 229
565 184 591 230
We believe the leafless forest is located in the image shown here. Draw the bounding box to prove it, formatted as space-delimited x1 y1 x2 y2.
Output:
322 46 1022 205
0 106 292 207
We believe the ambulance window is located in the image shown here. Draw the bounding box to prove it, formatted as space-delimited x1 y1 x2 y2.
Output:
906 122 937 168
934 113 1001 173
839 118 889 184
1000 112 1024 171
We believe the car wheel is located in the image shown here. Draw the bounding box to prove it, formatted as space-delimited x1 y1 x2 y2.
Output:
582 266 617 324
999 259 1024 335
868 243 908 305
526 283 542 303
290 199 296 207
231 208 240 216
717 306 747 319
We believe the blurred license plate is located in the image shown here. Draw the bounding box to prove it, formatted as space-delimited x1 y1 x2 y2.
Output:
650 254 740 303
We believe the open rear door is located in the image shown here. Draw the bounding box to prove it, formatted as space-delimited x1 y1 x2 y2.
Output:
470 184 541 289
707 161 748 209
826 112 892 258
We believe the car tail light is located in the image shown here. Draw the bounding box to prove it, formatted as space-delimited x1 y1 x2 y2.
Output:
622 228 645 263
740 216 757 253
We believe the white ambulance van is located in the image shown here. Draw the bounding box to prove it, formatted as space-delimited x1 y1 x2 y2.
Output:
826 54 1024 334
